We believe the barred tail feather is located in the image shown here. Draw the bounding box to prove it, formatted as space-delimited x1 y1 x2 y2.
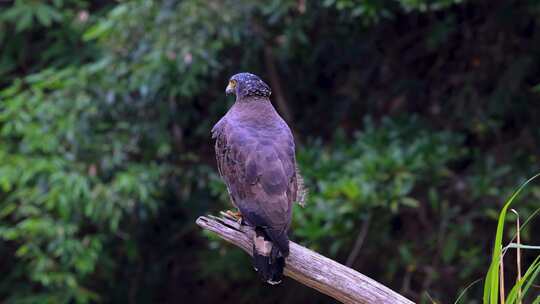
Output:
253 228 287 285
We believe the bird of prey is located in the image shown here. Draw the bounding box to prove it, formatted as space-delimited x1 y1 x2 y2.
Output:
211 72 306 284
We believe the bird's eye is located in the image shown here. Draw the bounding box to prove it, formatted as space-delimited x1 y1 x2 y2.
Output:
229 80 237 88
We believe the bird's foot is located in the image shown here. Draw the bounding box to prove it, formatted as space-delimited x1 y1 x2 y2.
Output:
225 210 242 220
221 210 243 229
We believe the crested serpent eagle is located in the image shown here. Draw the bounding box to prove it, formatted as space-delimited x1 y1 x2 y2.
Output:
211 72 306 284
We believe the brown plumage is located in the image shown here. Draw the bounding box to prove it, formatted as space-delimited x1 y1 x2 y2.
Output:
212 72 305 284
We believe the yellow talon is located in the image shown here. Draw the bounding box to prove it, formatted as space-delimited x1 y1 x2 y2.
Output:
225 210 242 221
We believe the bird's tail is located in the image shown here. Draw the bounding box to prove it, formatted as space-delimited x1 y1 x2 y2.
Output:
252 227 289 285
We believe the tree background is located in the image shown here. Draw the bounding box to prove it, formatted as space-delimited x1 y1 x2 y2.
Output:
1 0 539 303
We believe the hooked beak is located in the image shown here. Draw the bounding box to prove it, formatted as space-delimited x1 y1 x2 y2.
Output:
225 83 235 95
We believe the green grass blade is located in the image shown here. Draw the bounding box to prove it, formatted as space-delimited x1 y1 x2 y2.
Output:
519 257 540 301
482 173 540 304
506 255 540 303
454 278 483 304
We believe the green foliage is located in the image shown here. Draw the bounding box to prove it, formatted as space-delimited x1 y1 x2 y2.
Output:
0 1 98 85
295 117 464 253
2 1 63 31
323 0 464 21
0 66 166 302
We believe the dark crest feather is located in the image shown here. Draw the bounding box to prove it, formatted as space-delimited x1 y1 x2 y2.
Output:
230 72 272 98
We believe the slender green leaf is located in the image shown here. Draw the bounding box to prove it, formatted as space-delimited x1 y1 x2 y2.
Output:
483 173 540 304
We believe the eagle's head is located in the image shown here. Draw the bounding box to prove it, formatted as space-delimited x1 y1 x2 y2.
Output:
225 72 271 99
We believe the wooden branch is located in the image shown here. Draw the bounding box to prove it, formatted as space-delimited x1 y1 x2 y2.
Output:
196 214 415 304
